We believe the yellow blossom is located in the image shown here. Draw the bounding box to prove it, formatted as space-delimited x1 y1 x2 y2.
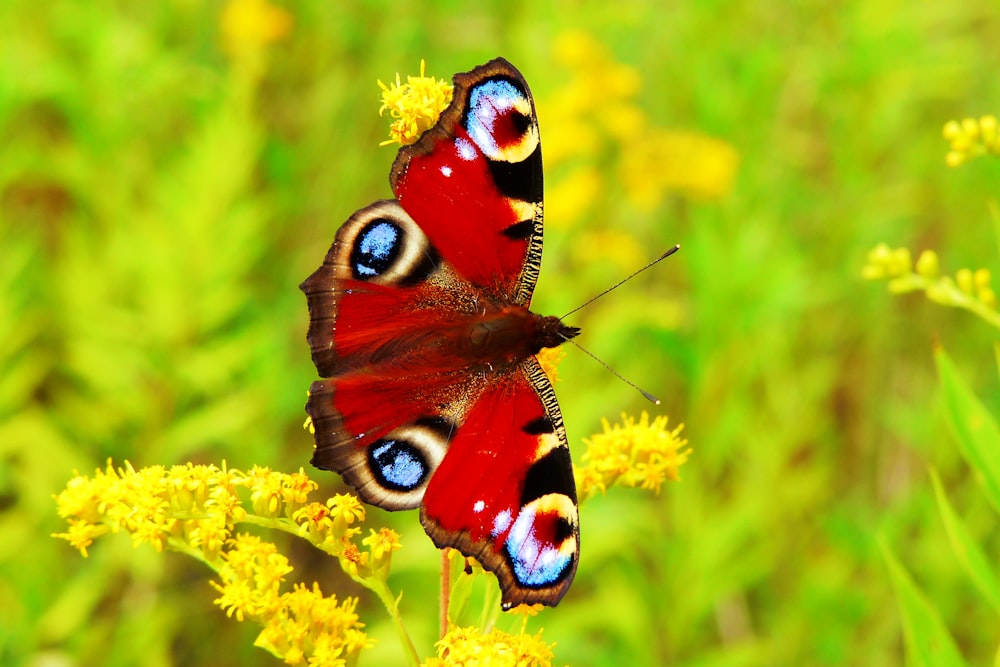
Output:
943 115 1000 166
362 527 402 572
327 493 366 533
536 346 566 384
378 60 453 146
422 625 556 667
220 0 292 57
864 243 1000 329
339 542 370 579
54 462 384 665
576 412 691 503
545 29 738 225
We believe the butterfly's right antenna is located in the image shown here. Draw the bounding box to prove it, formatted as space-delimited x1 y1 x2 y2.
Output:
560 335 661 404
560 245 680 320
555 245 680 404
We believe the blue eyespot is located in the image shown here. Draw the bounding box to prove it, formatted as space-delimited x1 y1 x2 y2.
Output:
369 439 428 491
504 506 574 587
466 79 528 156
351 219 401 279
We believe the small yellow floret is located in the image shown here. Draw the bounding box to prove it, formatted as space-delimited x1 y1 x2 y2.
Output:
575 412 690 502
422 626 556 667
378 60 453 146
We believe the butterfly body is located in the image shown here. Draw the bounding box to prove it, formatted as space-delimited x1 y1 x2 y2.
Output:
302 59 580 608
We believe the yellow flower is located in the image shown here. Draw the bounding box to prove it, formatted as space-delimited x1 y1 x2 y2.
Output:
545 29 738 226
327 493 366 533
54 462 380 665
362 527 402 574
536 346 566 384
422 626 556 667
378 60 453 146
576 412 691 503
255 583 367 666
943 115 1000 166
864 243 1000 329
220 0 292 57
339 542 370 579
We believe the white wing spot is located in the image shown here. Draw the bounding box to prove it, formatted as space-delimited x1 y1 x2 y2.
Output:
455 137 477 161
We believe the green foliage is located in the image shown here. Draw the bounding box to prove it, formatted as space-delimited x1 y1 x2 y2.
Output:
879 537 967 667
4 0 1000 665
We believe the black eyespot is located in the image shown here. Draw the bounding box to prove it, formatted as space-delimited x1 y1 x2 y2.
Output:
368 438 428 492
351 219 402 280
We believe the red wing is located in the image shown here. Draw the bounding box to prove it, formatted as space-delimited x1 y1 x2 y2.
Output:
420 357 579 609
390 58 544 306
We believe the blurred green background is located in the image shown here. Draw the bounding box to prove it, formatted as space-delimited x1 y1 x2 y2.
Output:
4 0 1000 665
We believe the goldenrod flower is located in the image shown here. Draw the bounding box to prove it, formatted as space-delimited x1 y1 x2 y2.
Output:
943 115 1000 166
536 346 566 384
363 527 402 576
220 0 292 58
422 626 556 667
339 542 370 579
545 29 738 224
378 61 454 146
54 462 384 665
575 412 691 503
864 243 1000 327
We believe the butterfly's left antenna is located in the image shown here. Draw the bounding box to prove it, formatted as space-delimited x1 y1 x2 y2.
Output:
560 245 680 320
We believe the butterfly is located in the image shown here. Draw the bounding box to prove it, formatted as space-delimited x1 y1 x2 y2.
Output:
301 58 580 609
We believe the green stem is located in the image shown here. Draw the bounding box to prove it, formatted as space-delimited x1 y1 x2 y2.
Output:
364 575 421 667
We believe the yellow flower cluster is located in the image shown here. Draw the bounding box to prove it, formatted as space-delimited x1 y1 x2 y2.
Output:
53 461 402 666
422 626 556 667
943 115 1000 167
378 60 454 146
545 30 739 221
212 536 368 666
575 412 691 503
220 0 292 58
863 243 1000 328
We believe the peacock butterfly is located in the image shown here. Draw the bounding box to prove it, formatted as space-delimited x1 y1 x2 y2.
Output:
301 58 580 609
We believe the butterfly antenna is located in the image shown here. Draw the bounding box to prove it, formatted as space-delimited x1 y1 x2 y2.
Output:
559 334 661 405
560 245 681 320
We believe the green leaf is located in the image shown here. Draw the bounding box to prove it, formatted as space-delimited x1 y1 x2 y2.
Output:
879 536 967 667
935 346 1000 513
929 468 1000 614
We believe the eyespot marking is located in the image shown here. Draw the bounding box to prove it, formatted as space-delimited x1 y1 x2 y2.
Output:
504 495 577 588
351 219 401 279
465 77 538 163
368 438 428 491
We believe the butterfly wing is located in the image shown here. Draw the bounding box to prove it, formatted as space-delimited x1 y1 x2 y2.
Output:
421 357 578 608
390 58 544 307
301 58 580 607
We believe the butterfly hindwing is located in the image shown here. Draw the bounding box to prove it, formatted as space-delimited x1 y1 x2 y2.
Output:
301 58 581 607
420 357 579 608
